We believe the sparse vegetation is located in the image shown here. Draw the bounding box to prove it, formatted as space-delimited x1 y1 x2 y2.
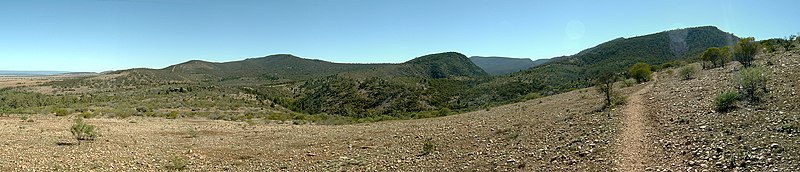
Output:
20 114 34 122
81 111 94 119
760 36 796 52
419 138 434 156
679 64 699 80
737 66 768 102
188 127 198 138
70 118 97 144
610 92 627 107
593 67 618 108
623 78 637 87
54 108 70 116
167 156 188 171
714 91 738 112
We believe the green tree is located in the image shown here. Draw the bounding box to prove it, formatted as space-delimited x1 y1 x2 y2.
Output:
628 62 652 83
719 46 733 68
679 64 699 80
735 37 760 68
593 67 617 108
702 47 723 68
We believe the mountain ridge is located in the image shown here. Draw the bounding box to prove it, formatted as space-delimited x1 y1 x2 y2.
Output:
469 56 550 75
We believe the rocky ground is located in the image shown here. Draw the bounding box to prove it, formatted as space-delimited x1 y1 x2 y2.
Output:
0 81 644 171
644 49 800 171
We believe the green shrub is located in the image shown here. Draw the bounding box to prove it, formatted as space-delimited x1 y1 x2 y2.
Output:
660 62 674 69
679 65 699 80
610 92 627 107
70 118 98 144
166 111 180 119
266 112 292 122
167 156 188 170
623 78 637 87
80 112 94 119
187 127 198 138
628 62 652 83
714 91 738 112
54 108 71 116
522 92 542 101
20 114 34 122
737 66 768 102
419 138 434 156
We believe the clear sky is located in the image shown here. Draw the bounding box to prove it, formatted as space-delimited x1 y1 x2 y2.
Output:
0 0 798 72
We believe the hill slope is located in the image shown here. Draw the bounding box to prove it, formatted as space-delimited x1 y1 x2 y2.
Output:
469 56 549 75
495 26 739 95
111 52 488 86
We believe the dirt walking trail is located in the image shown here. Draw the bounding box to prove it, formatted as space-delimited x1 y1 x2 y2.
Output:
618 77 655 171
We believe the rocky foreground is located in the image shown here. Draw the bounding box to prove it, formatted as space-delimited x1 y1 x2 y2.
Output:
645 49 800 171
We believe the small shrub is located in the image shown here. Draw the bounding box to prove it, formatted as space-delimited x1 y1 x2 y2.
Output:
714 91 738 112
167 156 188 170
737 66 768 102
679 65 699 80
70 118 98 144
418 138 434 156
166 111 180 119
610 92 627 107
188 127 198 138
506 132 521 141
19 114 34 122
522 92 542 100
135 106 150 113
81 112 94 119
665 69 674 75
266 112 292 122
623 78 637 87
54 108 71 116
660 62 674 69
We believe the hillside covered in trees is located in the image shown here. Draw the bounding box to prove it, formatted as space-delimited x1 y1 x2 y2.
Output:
494 26 739 95
469 56 549 75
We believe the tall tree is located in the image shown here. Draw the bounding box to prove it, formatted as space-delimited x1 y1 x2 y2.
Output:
719 46 733 68
735 37 760 68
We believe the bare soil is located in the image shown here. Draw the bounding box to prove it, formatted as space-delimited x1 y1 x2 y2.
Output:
0 83 647 171
617 76 654 171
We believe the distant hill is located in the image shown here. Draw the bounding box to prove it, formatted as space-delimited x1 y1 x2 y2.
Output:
162 54 388 82
109 52 487 86
496 26 739 95
469 56 549 75
400 52 489 78
0 70 70 76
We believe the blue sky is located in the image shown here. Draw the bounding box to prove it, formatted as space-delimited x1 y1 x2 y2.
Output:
0 0 798 72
